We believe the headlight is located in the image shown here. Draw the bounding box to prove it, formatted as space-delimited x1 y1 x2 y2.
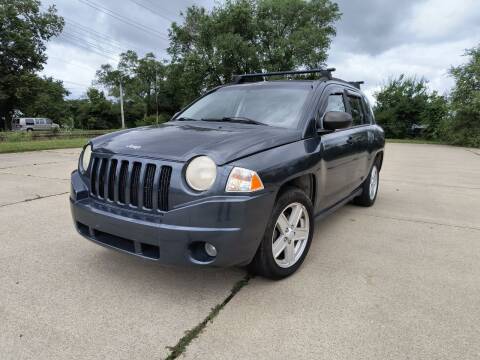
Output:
226 167 264 192
185 156 217 191
80 144 92 173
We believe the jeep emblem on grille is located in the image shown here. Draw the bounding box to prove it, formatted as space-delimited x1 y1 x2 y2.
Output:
126 144 141 150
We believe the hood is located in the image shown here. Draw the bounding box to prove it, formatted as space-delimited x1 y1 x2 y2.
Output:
91 121 301 165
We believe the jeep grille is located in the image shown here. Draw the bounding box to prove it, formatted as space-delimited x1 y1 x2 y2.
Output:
90 155 172 211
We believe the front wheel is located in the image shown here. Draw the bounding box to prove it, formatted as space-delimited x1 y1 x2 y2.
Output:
249 187 314 280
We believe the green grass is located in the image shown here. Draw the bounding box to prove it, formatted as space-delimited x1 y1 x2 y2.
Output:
0 138 88 153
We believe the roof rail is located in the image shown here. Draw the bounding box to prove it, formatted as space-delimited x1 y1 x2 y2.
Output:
349 81 364 90
232 68 336 84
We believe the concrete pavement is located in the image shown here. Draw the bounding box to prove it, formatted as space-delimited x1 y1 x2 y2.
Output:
0 143 479 359
184 143 480 360
0 149 244 360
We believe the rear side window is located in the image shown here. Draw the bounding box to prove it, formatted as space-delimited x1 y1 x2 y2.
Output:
362 97 374 124
26 119 34 125
347 96 365 126
325 94 346 112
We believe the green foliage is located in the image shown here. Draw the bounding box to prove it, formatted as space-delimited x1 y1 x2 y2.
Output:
134 113 171 127
0 0 64 129
96 51 173 124
374 75 448 139
66 88 119 130
167 0 340 105
439 46 480 147
15 74 70 125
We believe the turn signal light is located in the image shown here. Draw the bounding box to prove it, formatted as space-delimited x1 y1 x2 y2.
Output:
225 167 264 192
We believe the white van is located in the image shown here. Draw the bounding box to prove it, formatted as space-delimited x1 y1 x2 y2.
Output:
13 118 60 131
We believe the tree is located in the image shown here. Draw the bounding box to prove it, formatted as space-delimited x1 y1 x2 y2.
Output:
66 89 119 130
440 46 480 147
0 0 64 129
16 75 70 124
96 51 170 125
374 75 448 139
167 0 340 106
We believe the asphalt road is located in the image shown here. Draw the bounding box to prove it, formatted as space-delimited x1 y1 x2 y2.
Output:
1 143 479 360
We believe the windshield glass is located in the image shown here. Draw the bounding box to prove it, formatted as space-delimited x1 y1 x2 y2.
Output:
178 86 311 129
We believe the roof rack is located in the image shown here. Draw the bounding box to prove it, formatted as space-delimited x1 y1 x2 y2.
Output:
232 68 336 84
349 81 364 90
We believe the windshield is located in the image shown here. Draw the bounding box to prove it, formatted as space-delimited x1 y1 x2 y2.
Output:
178 86 311 129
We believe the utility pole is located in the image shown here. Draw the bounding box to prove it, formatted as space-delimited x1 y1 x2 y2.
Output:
155 67 159 125
119 80 126 129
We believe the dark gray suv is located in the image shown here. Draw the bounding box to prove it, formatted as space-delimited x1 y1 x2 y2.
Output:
70 69 385 279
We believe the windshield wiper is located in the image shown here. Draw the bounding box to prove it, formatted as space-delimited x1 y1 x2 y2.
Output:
201 116 267 126
175 117 198 121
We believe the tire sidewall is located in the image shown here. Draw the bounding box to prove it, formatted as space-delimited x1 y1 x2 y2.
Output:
258 188 314 279
368 164 379 203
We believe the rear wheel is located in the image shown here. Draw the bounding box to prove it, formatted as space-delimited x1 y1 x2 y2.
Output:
249 187 314 280
26 128 33 132
353 160 380 207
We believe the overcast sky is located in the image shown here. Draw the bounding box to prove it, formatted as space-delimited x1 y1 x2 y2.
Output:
41 0 480 101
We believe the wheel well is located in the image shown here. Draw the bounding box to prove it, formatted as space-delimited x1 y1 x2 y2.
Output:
277 174 316 204
375 151 384 171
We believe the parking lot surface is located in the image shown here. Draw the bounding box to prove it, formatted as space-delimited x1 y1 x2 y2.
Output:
1 143 479 359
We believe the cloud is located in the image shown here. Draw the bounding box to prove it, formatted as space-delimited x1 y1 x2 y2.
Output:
328 0 480 102
41 0 480 100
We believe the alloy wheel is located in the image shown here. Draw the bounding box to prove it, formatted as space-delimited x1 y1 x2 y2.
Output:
369 165 378 200
271 202 310 268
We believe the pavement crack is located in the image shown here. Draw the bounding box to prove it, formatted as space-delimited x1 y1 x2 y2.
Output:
362 213 480 232
0 192 69 208
0 160 73 170
465 149 480 157
381 178 480 190
164 274 252 360
0 171 70 181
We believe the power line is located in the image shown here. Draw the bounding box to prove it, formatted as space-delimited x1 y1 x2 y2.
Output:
62 31 119 56
58 35 118 61
63 17 152 54
77 0 169 40
127 0 175 23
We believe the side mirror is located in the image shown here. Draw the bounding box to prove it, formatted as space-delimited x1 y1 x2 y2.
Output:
319 111 353 131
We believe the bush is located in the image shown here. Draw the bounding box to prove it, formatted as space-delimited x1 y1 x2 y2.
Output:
374 75 448 139
135 113 171 127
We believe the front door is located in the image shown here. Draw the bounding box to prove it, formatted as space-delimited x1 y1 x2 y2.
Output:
315 88 359 210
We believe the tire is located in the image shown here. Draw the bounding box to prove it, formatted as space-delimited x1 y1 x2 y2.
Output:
353 159 380 207
26 128 33 132
249 187 314 280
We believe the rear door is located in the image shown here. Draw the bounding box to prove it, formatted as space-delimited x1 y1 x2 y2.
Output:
344 91 371 186
35 118 46 130
45 118 53 130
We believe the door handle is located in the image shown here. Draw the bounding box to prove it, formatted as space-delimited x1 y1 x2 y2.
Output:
346 136 354 145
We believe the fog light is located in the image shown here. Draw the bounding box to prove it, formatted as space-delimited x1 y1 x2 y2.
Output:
204 243 217 257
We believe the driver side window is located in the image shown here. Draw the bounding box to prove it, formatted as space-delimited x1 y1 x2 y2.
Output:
325 94 346 113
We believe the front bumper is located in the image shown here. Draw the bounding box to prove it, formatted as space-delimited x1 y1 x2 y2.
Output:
70 170 275 267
